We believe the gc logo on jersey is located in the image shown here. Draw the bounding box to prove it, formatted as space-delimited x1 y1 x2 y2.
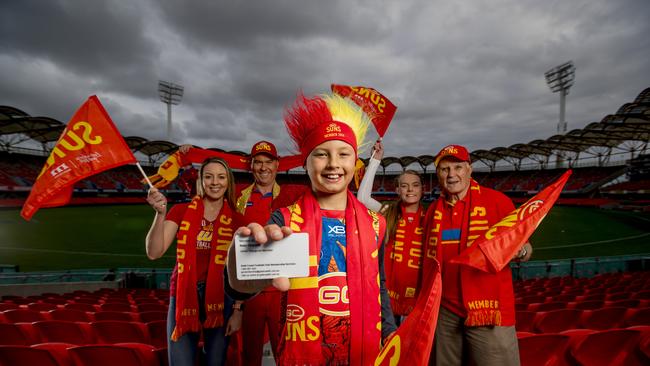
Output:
318 272 349 316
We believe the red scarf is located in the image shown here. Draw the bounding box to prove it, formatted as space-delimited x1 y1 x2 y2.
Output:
423 180 515 327
278 190 384 366
384 204 424 316
171 196 235 340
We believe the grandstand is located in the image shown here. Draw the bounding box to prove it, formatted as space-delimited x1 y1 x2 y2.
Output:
0 88 649 365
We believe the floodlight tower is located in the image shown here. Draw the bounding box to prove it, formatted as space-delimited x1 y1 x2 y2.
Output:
545 61 575 134
158 80 184 141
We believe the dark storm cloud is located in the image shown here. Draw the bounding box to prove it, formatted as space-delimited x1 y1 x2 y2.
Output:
1 0 648 160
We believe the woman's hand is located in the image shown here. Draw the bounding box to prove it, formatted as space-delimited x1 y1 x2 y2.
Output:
146 187 167 214
371 139 384 160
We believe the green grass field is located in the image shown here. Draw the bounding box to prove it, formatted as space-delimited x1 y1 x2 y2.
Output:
0 204 648 271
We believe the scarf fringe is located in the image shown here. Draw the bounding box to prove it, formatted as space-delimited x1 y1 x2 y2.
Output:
465 309 502 327
171 319 201 341
203 313 225 329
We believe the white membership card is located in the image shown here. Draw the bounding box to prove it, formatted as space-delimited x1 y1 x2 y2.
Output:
234 232 309 280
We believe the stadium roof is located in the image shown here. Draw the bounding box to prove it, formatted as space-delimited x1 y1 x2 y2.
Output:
1 87 649 168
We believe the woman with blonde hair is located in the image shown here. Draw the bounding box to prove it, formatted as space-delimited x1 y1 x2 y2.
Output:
146 157 244 366
357 140 426 323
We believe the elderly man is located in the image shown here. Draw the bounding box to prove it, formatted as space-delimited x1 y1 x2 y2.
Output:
236 140 304 365
425 144 532 366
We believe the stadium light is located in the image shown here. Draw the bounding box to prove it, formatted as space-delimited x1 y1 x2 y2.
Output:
158 80 184 141
545 61 575 134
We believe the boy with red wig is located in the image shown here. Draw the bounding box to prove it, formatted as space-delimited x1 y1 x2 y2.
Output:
227 92 397 365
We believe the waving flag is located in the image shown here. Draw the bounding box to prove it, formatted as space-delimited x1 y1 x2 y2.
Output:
21 96 136 220
375 259 442 366
147 147 304 188
449 170 572 273
331 84 397 137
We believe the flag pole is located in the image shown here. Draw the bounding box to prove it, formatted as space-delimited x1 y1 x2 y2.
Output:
135 162 154 189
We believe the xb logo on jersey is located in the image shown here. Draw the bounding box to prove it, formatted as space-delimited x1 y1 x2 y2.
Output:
328 224 345 235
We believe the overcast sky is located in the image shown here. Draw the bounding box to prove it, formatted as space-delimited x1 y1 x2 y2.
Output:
1 0 649 159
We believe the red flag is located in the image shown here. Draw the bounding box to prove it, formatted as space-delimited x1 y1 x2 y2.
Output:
331 84 397 137
375 260 442 366
449 170 572 273
147 147 304 188
21 96 136 220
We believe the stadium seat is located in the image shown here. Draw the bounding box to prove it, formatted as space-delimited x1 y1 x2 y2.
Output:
33 321 94 345
606 292 631 301
1 309 47 323
580 307 629 330
27 302 59 312
0 345 70 366
42 298 68 305
138 311 167 323
517 334 570 366
534 309 582 333
0 323 39 345
68 344 158 366
515 311 538 333
634 290 650 300
0 303 19 312
99 303 133 312
530 301 566 312
606 299 640 308
48 309 93 322
570 300 605 310
146 320 167 349
64 303 97 312
136 303 168 313
625 307 650 327
74 297 100 305
90 321 151 344
569 329 644 366
94 311 137 322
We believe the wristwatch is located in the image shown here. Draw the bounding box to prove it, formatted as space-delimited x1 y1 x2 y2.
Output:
233 302 245 311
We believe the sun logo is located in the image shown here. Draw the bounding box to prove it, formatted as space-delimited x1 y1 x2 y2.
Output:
256 142 272 152
517 200 544 221
326 123 342 133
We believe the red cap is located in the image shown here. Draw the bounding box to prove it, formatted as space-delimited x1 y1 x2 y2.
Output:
250 140 278 159
434 144 470 166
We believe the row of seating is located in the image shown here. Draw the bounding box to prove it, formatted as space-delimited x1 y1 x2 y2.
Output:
0 301 168 312
516 307 650 333
0 320 167 349
0 308 167 323
517 326 650 366
0 342 164 366
517 298 650 312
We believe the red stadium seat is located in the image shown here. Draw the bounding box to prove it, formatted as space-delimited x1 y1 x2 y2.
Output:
94 311 137 322
606 299 640 308
90 321 150 344
74 297 100 305
580 307 629 330
517 334 570 366
0 323 39 345
99 303 133 312
49 309 94 322
138 311 167 323
606 292 631 301
633 290 650 300
33 321 94 345
531 301 566 312
145 320 167 349
569 329 644 366
0 303 19 312
131 298 160 304
625 307 650 327
68 344 158 366
515 311 538 333
136 303 168 313
27 302 59 312
0 345 70 366
570 300 604 311
534 309 583 333
64 303 97 312
1 309 47 323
